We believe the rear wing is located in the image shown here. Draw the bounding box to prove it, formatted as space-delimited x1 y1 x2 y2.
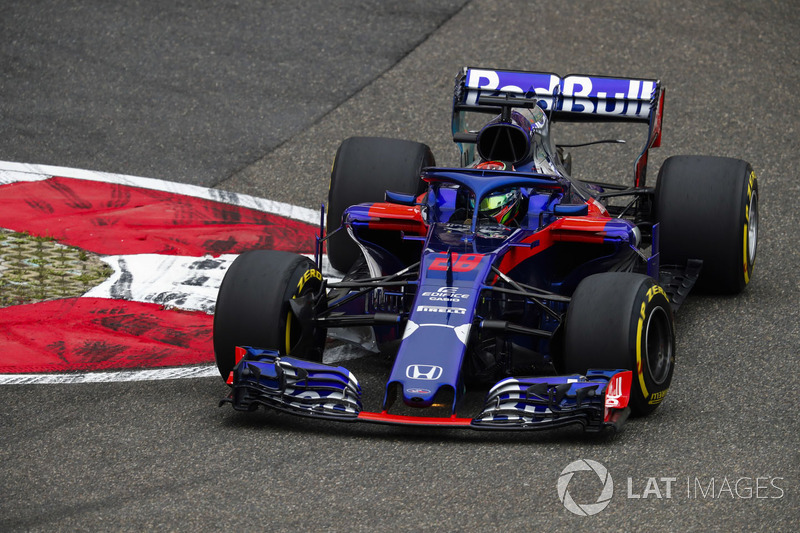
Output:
452 67 665 186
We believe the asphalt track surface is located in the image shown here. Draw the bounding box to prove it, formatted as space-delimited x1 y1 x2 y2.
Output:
1 0 798 530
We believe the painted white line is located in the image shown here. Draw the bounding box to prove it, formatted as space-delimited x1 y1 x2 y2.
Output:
84 253 341 313
0 160 320 224
83 254 238 314
0 365 219 385
0 345 369 385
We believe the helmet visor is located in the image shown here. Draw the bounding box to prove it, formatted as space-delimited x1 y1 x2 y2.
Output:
479 190 516 214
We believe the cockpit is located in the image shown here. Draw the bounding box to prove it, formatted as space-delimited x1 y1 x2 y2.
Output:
439 103 568 229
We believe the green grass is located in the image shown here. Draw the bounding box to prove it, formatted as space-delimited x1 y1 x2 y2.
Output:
0 229 113 308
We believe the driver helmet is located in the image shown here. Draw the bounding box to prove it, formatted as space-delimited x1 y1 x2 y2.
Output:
475 160 513 171
472 186 522 226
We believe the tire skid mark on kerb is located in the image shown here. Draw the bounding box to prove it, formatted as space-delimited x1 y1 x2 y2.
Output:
87 254 341 315
109 257 133 300
0 161 347 383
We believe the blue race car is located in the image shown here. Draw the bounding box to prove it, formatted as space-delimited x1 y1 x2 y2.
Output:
213 67 759 433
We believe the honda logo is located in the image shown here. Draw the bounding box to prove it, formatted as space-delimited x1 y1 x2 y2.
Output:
406 364 443 380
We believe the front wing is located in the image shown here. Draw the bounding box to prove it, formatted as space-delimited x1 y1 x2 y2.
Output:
220 347 633 433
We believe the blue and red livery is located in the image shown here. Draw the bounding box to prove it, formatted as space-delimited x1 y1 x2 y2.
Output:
214 67 759 434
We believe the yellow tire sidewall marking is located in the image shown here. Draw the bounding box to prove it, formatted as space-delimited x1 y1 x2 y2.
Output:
635 285 668 400
286 268 323 355
742 170 756 285
636 301 649 399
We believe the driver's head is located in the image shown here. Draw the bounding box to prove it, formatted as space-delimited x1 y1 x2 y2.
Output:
473 186 522 226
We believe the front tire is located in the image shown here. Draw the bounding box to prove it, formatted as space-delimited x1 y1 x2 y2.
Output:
213 250 326 381
326 136 434 273
655 155 759 294
562 273 675 416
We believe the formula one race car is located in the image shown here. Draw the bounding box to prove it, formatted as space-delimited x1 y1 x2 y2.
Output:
214 67 759 433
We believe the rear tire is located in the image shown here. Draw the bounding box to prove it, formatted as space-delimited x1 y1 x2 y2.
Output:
655 155 758 294
326 136 434 273
213 250 326 381
562 273 675 416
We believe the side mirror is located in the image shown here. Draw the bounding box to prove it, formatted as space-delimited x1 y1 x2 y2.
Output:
385 190 418 205
553 203 589 216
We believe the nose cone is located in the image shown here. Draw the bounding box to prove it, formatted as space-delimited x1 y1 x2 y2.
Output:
385 322 470 412
401 363 444 407
403 386 438 407
399 382 457 409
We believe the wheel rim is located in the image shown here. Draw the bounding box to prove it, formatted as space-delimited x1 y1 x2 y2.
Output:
748 189 758 266
645 306 672 385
